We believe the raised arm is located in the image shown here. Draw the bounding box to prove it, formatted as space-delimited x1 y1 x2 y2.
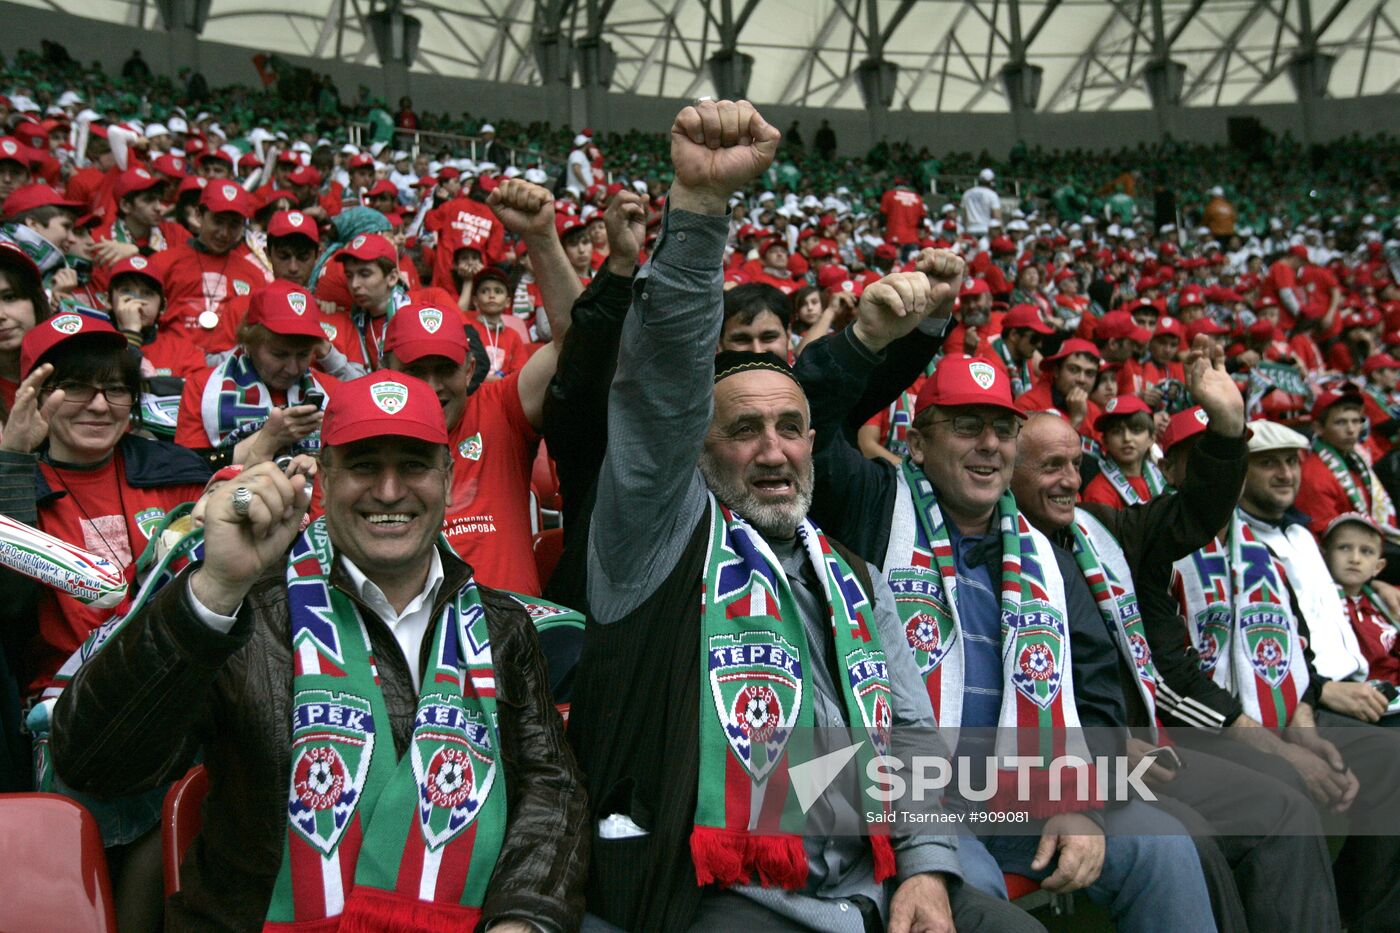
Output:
488 179 579 430
587 100 779 623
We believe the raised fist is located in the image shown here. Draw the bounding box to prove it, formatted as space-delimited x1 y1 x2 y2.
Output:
604 190 648 272
488 179 555 239
669 99 780 214
913 248 966 317
852 271 932 353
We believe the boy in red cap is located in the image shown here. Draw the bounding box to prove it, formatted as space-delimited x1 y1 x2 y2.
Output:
1080 394 1165 508
150 182 273 353
1014 337 1105 442
1117 315 1186 405
90 167 192 294
992 303 1052 396
106 255 206 378
463 267 528 378
2 183 84 277
1300 386 1400 541
556 213 594 285
174 280 337 462
0 137 35 204
1323 512 1400 691
332 231 408 368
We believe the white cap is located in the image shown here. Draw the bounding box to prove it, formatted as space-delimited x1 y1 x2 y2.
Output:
478 161 499 174
631 178 648 194
503 165 522 178
56 90 83 108
369 140 388 157
392 150 410 161
246 127 272 143
941 203 956 214
480 123 495 134
1247 420 1309 454
524 167 549 184
978 168 995 182
207 123 225 138
167 116 189 134
1107 224 1122 238
145 123 169 138
1209 186 1225 197
573 133 589 146
1007 219 1029 232
340 143 359 154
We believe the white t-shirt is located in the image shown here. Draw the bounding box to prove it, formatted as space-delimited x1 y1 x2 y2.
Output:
567 149 593 196
961 185 1001 234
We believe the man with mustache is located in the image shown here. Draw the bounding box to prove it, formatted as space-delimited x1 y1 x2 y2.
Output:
796 297 1216 932
569 98 1037 933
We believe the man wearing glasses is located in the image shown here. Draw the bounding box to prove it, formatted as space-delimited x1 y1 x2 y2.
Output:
0 313 210 695
798 297 1217 932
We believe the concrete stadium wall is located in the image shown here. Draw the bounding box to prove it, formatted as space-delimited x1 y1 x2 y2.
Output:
3 1 1399 159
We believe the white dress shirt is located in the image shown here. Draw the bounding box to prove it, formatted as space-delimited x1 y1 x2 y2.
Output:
190 549 446 691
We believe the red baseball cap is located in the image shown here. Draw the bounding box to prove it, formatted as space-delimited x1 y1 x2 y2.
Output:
1153 316 1186 340
1094 394 1153 432
1311 385 1365 422
267 209 320 243
1095 311 1152 344
1160 406 1211 454
0 239 41 284
1363 353 1400 375
471 266 511 291
335 232 396 264
874 242 898 262
107 255 162 290
20 312 125 377
321 372 447 447
384 303 467 365
197 150 233 167
346 153 374 170
435 166 460 181
1324 511 1384 541
1187 318 1229 340
0 137 35 166
1039 338 1101 372
245 281 324 339
809 242 835 260
199 181 254 218
275 151 302 166
114 167 163 200
816 264 850 290
959 277 991 298
914 354 1023 417
1289 244 1309 260
555 213 586 239
2 183 83 219
153 154 187 178
1177 286 1205 308
1002 303 1054 335
367 179 398 198
288 166 322 187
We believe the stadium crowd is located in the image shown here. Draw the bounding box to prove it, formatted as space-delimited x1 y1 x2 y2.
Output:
0 42 1399 933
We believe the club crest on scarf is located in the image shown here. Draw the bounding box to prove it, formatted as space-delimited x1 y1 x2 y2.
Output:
890 564 957 674
410 700 497 851
1188 546 1231 672
287 690 376 856
708 631 802 782
1007 552 1066 709
1237 534 1292 687
845 647 893 756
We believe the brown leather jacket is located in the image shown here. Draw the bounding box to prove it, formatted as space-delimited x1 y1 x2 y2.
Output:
52 545 588 932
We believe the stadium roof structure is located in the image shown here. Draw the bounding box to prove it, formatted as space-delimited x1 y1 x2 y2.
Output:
20 0 1400 112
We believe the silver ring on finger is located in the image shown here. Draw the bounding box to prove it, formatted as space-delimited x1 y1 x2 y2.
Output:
231 485 254 518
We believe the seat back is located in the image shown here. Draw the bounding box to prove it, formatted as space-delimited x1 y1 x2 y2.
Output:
532 527 565 587
0 793 117 933
162 765 209 896
531 442 561 512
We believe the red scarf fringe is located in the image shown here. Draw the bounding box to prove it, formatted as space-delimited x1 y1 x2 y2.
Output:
690 827 808 890
872 835 895 883
335 885 483 933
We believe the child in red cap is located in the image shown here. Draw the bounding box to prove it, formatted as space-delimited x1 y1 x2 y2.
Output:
1081 394 1166 508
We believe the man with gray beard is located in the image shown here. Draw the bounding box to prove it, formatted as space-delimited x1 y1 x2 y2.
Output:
566 98 1041 933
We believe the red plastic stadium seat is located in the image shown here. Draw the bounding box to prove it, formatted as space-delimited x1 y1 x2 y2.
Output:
162 765 209 895
533 528 565 586
0 793 117 933
531 442 561 512
1003 872 1041 900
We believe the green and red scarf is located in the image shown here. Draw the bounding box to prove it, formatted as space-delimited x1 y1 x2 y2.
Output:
1311 438 1400 542
883 390 917 459
1096 456 1167 507
1172 510 1309 728
264 518 505 932
1070 509 1160 741
992 336 1034 398
693 495 894 891
200 348 329 453
883 460 1098 816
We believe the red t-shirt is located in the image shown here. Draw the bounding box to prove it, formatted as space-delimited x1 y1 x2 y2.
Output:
1117 358 1186 396
153 241 274 353
28 455 207 693
90 219 193 295
1080 471 1149 510
1261 260 1301 328
428 197 506 289
140 329 208 379
1015 379 1103 444
880 189 926 245
1345 592 1400 685
465 313 528 378
442 374 541 594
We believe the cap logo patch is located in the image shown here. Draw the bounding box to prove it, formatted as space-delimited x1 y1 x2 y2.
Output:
288 292 307 316
221 184 237 201
130 257 147 269
174 158 185 171
370 380 409 414
968 361 997 390
1195 409 1209 425
1106 398 1119 413
135 169 150 179
233 280 251 296
352 235 367 249
418 307 443 334
320 322 338 340
288 211 304 226
51 313 83 335
1 141 14 154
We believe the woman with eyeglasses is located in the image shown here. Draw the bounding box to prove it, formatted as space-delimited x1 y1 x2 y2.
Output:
0 313 210 698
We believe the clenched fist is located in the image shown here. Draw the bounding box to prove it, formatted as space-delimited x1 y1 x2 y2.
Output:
669 99 780 215
488 179 556 239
